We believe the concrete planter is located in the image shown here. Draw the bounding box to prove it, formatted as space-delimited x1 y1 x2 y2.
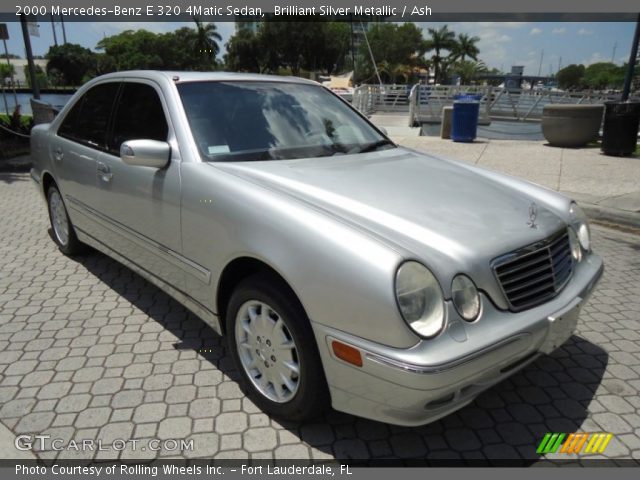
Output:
541 104 604 148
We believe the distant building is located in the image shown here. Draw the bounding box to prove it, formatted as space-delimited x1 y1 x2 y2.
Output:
351 21 371 49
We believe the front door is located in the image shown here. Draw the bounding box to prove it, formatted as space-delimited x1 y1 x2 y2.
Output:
93 80 183 290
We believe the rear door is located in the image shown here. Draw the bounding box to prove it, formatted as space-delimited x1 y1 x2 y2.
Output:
51 82 120 231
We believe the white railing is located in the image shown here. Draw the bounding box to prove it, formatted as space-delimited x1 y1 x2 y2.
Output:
353 84 631 126
485 88 619 121
352 84 412 116
408 85 493 126
405 85 624 126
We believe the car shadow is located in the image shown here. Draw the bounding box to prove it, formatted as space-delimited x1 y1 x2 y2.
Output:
0 171 30 184
69 246 608 465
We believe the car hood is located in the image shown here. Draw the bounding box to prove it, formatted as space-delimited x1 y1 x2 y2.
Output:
211 147 567 293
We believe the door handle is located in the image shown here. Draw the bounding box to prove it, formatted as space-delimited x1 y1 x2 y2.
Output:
53 148 63 162
96 162 113 182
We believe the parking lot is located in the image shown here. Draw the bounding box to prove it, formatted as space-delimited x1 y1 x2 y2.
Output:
1 171 639 462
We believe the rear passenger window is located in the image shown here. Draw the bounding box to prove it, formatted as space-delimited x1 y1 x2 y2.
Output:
57 82 119 150
108 83 169 155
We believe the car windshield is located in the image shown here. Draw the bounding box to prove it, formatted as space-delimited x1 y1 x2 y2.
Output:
177 81 394 162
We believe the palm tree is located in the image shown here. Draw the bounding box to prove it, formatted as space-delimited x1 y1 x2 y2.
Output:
452 60 488 84
193 17 222 68
450 33 480 63
424 25 456 84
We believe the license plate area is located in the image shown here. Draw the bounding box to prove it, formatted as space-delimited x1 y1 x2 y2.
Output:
539 298 582 354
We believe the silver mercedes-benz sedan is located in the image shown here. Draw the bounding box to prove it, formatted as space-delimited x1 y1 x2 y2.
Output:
30 71 603 426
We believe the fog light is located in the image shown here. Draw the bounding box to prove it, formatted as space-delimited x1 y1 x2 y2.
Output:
451 274 481 321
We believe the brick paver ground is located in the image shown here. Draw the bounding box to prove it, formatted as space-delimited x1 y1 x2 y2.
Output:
1 172 639 462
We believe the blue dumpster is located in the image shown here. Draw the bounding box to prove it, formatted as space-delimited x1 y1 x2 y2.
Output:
451 98 480 142
453 94 483 102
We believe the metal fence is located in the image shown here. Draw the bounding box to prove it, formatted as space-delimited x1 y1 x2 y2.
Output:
409 85 623 126
408 85 493 126
352 84 412 115
353 84 626 126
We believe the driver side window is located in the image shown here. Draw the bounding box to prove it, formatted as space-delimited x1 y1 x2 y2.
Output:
107 83 169 156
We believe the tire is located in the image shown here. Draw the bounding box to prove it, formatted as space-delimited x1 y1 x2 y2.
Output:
47 185 85 256
226 273 329 422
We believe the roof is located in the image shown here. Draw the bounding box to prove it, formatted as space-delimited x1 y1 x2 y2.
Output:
92 70 321 86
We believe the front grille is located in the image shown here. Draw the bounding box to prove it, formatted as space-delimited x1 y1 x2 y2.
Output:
493 229 573 311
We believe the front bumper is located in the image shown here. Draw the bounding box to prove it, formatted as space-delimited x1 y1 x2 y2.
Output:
313 253 604 426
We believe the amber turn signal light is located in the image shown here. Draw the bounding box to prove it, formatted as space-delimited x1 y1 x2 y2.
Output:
332 341 363 367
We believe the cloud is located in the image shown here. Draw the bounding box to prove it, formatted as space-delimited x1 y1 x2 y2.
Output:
421 23 518 70
578 28 594 36
529 27 543 35
477 22 528 29
552 27 566 34
582 52 606 65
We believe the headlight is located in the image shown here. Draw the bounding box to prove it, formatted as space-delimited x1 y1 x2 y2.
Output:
569 202 590 251
395 261 445 338
451 275 480 321
568 227 582 262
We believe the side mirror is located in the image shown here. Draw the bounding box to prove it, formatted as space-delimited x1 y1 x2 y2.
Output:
379 127 388 136
120 139 170 168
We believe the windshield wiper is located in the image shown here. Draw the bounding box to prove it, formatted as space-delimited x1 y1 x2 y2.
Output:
354 139 396 154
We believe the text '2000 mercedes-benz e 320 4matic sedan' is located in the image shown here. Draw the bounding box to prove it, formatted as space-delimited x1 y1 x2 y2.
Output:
30 71 603 426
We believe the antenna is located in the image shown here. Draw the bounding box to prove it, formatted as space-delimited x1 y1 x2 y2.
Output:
537 49 544 77
360 21 382 87
611 41 617 63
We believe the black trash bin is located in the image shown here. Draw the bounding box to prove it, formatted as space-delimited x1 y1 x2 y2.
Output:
601 101 640 156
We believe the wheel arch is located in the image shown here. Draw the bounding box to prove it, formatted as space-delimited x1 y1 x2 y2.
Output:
41 171 57 196
216 256 307 335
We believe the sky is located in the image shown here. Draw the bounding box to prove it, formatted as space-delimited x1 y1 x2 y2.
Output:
1 20 636 75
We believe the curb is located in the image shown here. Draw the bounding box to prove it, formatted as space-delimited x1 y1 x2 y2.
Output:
581 203 640 229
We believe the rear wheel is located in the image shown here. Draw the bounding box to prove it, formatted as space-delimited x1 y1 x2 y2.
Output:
47 185 85 255
226 273 329 421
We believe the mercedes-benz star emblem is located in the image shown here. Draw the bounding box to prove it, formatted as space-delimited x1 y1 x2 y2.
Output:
527 202 538 229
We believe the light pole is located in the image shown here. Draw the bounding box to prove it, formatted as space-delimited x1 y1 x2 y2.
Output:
60 15 67 44
20 14 40 100
50 15 58 46
621 13 640 101
0 23 19 112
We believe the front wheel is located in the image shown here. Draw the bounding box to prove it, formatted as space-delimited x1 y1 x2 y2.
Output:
226 274 329 422
47 185 85 255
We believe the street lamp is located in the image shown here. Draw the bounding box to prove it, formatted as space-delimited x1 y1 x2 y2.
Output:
621 13 640 101
19 13 40 99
